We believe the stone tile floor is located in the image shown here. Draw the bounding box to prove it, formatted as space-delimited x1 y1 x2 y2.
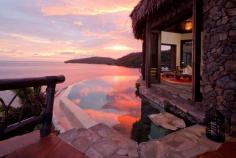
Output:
138 80 206 123
59 123 225 158
139 125 221 158
59 123 139 158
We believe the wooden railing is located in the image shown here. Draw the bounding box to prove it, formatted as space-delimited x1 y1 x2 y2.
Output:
0 76 65 139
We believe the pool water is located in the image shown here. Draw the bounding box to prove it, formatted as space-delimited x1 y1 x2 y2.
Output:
67 76 141 137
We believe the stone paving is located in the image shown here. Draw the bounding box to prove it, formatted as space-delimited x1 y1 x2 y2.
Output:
59 123 223 158
139 125 221 158
59 123 139 158
149 112 186 131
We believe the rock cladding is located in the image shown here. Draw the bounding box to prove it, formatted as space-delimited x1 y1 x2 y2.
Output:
202 0 236 135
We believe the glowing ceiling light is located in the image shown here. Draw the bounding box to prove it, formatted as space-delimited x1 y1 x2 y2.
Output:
184 21 192 31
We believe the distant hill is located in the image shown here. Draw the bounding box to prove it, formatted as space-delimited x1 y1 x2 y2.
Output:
65 57 116 65
65 52 142 68
116 53 142 68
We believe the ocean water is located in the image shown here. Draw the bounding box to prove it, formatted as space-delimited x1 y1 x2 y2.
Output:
0 61 140 89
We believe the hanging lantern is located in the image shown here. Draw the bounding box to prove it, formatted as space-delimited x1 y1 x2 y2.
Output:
184 20 192 31
205 106 225 143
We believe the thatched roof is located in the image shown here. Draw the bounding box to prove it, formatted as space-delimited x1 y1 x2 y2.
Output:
130 0 164 39
130 0 192 39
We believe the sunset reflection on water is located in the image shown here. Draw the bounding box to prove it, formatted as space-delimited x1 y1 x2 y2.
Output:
67 75 141 137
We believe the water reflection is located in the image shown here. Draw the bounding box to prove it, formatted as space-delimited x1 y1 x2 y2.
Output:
131 99 160 143
131 98 190 143
67 76 141 137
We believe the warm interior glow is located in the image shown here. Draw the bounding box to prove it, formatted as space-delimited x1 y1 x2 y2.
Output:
161 45 171 51
185 21 192 31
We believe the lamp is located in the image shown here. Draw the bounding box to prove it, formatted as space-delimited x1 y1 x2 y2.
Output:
184 20 192 31
205 106 225 143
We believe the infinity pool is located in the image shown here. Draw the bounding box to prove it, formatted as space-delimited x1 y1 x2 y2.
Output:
66 76 141 136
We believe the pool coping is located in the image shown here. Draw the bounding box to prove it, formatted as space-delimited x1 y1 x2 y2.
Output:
53 82 98 133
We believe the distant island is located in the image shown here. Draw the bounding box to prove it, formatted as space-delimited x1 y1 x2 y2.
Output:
65 52 142 68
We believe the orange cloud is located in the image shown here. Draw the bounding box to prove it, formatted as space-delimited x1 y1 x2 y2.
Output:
0 36 95 60
104 44 132 51
40 0 139 16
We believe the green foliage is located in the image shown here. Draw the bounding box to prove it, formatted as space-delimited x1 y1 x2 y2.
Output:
34 124 42 131
11 87 45 119
0 106 4 112
13 88 33 104
0 87 46 140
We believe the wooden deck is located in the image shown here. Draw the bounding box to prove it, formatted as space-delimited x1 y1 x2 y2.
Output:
196 142 236 158
5 134 86 158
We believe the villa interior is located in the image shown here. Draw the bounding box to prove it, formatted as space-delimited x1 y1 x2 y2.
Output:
141 16 204 102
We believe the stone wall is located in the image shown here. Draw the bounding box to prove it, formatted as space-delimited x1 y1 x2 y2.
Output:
202 0 236 135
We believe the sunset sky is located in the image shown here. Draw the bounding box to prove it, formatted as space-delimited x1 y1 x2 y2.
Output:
0 0 141 61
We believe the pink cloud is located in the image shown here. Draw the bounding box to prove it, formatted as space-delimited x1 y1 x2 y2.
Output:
40 0 139 16
0 0 141 61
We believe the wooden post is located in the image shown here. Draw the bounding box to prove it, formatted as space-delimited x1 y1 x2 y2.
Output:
145 19 151 88
142 40 146 80
150 31 161 84
192 0 202 102
40 83 56 137
156 31 161 83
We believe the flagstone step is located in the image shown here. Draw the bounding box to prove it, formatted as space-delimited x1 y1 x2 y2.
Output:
149 112 186 131
59 123 139 158
59 124 226 158
139 125 222 158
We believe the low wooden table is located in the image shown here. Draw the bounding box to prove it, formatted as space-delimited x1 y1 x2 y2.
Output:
175 73 192 80
162 72 192 81
162 72 176 78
